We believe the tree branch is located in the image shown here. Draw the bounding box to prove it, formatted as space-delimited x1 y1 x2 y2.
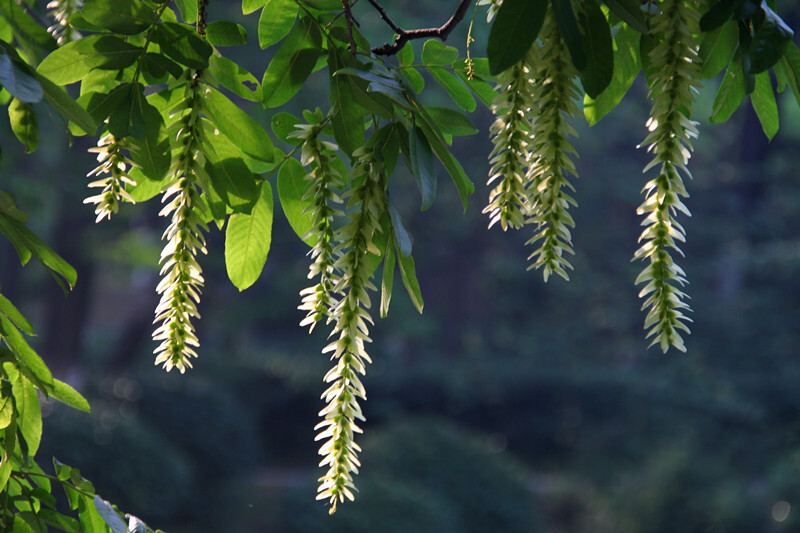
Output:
368 0 472 56
341 0 358 54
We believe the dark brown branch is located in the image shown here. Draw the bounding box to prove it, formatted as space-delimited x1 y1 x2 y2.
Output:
368 0 472 56
341 0 358 54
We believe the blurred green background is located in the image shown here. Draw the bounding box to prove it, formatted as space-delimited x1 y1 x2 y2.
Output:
2 1 800 531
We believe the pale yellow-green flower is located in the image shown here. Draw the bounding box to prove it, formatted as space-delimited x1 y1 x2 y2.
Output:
315 144 384 514
633 0 702 352
152 83 209 372
525 11 582 282
291 124 345 333
83 132 137 223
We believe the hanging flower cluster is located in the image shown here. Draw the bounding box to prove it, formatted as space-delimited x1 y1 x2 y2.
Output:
484 58 535 231
293 124 345 332
152 82 209 373
83 132 136 223
485 9 581 281
525 11 582 282
634 0 701 352
315 144 385 514
46 0 83 45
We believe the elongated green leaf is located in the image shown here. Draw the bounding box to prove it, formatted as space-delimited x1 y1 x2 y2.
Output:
225 183 273 290
750 4 793 74
208 158 261 213
430 68 476 112
259 0 297 48
397 251 423 313
206 21 248 47
51 379 90 413
711 61 746 122
277 158 315 245
421 40 459 66
329 46 365 157
380 236 395 318
415 104 474 211
81 0 157 35
488 0 548 74
698 20 738 79
262 18 321 107
0 293 32 335
584 23 640 125
388 204 413 257
36 36 99 85
578 0 614 98
553 0 587 70
127 90 170 181
8 97 37 153
90 36 142 70
13 372 41 455
398 41 414 66
207 53 260 101
38 510 82 533
603 0 648 33
173 0 198 23
204 86 275 162
1 314 53 392
153 22 212 70
700 0 737 32
0 214 32 265
409 126 437 210
751 71 778 139
452 59 497 108
424 106 478 136
244 0 267 14
0 52 42 103
774 43 800 106
0 0 56 62
35 73 97 135
94 496 126 533
13 220 77 290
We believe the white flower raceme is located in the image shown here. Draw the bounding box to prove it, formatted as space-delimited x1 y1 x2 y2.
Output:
634 0 702 352
83 132 137 223
152 84 209 373
525 11 582 282
315 145 384 514
291 124 345 333
46 0 83 45
484 58 536 231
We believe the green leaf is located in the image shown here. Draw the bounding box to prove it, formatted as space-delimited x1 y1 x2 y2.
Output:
0 214 31 265
380 236 395 319
206 21 248 47
243 0 267 14
710 60 747 122
90 36 143 71
225 182 273 290
277 158 315 245
127 93 170 181
35 73 97 135
0 52 42 103
126 168 163 202
430 68 476 112
259 0 298 48
0 451 11 492
0 314 53 393
774 43 800 106
409 125 437 210
603 0 648 34
397 251 423 313
0 1 56 62
329 46 365 158
271 112 302 143
36 37 97 85
700 0 738 32
751 71 778 139
553 0 587 70
94 496 127 533
452 59 497 108
584 23 640 125
152 22 213 70
0 293 33 335
749 4 794 74
578 0 614 99
8 97 37 153
262 18 322 107
424 106 478 136
207 53 260 101
38 510 82 533
698 20 738 79
488 0 548 75
11 370 42 456
208 158 261 213
421 40 459 66
414 104 474 211
398 41 414 66
81 0 157 35
173 0 198 23
50 379 90 413
14 221 78 290
204 86 275 163
388 204 412 257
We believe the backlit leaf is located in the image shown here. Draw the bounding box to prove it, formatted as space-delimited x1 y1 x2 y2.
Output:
225 182 273 290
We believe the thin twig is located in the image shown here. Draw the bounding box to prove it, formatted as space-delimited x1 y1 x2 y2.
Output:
368 0 473 56
341 0 358 54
